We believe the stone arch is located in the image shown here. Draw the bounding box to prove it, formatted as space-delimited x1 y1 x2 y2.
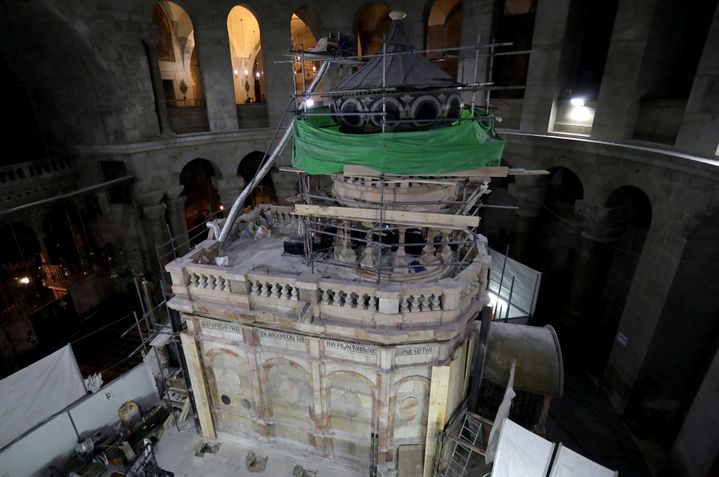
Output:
324 370 376 448
204 348 254 412
581 186 653 373
180 158 221 240
153 1 209 133
227 5 266 106
491 0 537 98
291 7 323 99
0 222 43 313
355 3 392 57
237 151 276 207
390 375 431 441
0 1 124 145
626 209 719 445
261 358 313 424
425 0 463 78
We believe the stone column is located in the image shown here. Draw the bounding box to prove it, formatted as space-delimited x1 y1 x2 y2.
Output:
674 3 719 157
193 12 239 132
165 196 190 256
142 203 169 266
590 0 659 142
142 36 174 136
519 0 574 133
260 16 295 128
216 178 244 210
510 176 544 264
460 0 498 86
563 201 614 327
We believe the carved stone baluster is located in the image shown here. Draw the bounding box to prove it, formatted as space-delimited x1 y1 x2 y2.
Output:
200 274 208 288
393 227 408 273
251 280 260 295
369 295 377 311
291 286 299 300
281 284 290 300
431 294 441 311
208 275 217 290
223 277 231 292
350 292 358 308
400 296 409 313
331 290 341 307
421 229 440 266
438 229 452 263
418 294 426 311
272 283 281 298
321 289 330 305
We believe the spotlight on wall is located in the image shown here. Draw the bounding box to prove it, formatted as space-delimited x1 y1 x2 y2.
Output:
233 69 239 76
18 277 30 285
305 98 315 107
255 71 261 78
570 97 586 107
219 204 225 211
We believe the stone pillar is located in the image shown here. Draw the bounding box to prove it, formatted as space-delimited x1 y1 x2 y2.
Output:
674 3 719 158
165 196 190 256
510 176 544 263
142 37 174 136
602 213 687 412
519 0 574 133
261 16 295 128
142 203 169 266
216 178 244 210
590 0 659 142
460 0 498 86
563 201 614 327
193 13 239 132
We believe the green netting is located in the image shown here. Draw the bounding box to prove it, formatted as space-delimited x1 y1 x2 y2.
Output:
291 109 504 175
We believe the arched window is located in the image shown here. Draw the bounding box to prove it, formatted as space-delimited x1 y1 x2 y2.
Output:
356 4 391 57
291 9 323 100
227 6 265 105
426 0 463 79
152 2 208 132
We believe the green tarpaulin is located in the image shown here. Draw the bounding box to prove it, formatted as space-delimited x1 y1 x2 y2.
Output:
291 110 505 175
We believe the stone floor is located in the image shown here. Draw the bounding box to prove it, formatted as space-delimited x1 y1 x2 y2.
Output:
155 369 654 477
155 423 366 477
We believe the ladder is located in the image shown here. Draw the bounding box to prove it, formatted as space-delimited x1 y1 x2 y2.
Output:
441 412 483 477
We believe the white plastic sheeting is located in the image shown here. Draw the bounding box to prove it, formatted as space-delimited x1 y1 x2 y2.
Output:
0 344 85 449
549 444 619 477
492 419 554 477
485 361 516 464
492 419 619 477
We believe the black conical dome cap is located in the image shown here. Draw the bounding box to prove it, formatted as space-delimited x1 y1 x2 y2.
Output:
334 16 460 91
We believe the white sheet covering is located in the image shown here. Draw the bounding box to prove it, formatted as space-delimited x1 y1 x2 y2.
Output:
492 419 555 477
549 444 618 477
0 344 86 448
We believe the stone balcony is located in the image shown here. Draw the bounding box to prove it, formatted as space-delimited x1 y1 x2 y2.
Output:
166 205 491 346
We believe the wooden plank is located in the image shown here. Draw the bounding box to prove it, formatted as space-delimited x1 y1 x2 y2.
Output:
293 204 480 229
344 164 509 178
423 366 451 477
507 168 550 176
180 332 216 440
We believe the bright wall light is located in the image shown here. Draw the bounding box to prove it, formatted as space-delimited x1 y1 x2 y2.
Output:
305 98 315 107
19 277 30 285
570 97 585 107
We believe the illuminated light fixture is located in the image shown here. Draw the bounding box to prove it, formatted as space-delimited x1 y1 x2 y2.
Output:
312 65 317 72
244 69 249 76
234 69 239 76
255 71 261 78
305 98 315 107
219 204 225 211
19 276 30 285
570 97 585 107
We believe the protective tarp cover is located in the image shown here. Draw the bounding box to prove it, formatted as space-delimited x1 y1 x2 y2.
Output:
492 418 554 477
334 19 459 91
549 444 619 477
292 111 504 175
0 344 85 448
